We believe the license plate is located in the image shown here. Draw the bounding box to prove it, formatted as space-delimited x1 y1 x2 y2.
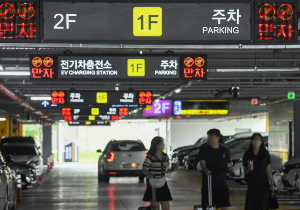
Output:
122 163 139 168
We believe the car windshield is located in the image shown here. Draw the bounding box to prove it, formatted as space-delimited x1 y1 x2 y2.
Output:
230 140 250 150
110 142 146 151
1 145 38 156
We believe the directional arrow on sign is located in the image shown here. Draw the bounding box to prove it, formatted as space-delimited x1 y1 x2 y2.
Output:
41 100 50 107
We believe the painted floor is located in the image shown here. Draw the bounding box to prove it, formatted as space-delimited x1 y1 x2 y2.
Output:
17 163 300 210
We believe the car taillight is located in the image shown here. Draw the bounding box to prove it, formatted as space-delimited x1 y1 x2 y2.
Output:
145 153 147 157
107 152 115 162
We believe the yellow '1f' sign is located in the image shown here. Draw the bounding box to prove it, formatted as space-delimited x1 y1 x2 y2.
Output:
133 7 162 36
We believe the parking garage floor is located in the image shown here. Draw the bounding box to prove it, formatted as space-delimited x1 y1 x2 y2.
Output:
17 164 300 210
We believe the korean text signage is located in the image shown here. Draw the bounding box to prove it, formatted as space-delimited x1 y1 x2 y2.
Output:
143 100 173 116
0 1 39 42
181 55 207 80
173 100 229 116
68 121 111 126
58 56 179 79
29 54 57 81
42 1 252 43
256 0 298 42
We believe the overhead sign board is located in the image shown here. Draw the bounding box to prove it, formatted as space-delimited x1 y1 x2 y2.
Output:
42 1 253 43
256 0 298 43
0 1 39 42
29 54 57 81
143 100 173 116
173 100 229 116
68 121 111 126
58 56 180 79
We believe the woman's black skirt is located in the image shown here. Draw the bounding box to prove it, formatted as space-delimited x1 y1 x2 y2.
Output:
143 178 173 202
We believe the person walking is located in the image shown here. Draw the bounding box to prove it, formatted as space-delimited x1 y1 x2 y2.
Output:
142 136 176 210
243 133 275 210
198 129 233 210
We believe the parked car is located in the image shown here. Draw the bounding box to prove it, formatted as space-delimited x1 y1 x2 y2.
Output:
0 152 17 210
0 137 43 182
173 137 207 166
275 158 300 194
97 140 147 183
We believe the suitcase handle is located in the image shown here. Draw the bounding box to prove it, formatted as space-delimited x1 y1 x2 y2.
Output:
151 178 156 208
208 175 212 206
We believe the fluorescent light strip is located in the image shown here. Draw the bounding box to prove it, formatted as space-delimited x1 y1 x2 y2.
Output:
216 68 299 72
0 71 30 76
0 118 6 121
30 97 51 101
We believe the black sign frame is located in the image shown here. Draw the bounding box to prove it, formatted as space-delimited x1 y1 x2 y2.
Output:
254 0 298 43
0 0 40 43
40 0 255 44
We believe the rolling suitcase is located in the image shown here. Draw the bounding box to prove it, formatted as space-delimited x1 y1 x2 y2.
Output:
138 178 158 210
193 176 214 210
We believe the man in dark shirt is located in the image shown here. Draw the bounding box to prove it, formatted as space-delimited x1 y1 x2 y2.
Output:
198 129 233 210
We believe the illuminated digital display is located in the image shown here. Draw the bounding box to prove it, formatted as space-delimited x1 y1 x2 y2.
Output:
29 54 57 81
0 1 38 41
68 121 111 126
173 100 229 116
119 108 128 116
257 2 297 42
181 55 207 80
138 91 153 105
251 98 259 105
51 91 66 105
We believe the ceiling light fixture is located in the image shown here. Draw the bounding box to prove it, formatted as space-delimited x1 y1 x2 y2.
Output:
30 97 51 101
175 88 181 93
0 71 30 76
0 118 6 121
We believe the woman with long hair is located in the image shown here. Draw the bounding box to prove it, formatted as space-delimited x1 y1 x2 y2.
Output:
243 133 275 210
142 136 176 210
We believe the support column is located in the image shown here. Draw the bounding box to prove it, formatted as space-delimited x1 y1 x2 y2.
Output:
293 101 300 158
42 124 52 165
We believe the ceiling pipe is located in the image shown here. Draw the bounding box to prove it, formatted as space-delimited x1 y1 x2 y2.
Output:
0 82 44 116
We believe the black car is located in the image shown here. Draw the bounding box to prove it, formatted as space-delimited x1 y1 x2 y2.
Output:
0 152 17 210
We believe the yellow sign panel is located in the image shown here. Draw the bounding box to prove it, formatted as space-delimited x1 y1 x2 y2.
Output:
96 92 108 103
85 121 91 125
133 7 162 37
181 109 229 115
127 59 145 76
91 108 99 115
89 115 96 120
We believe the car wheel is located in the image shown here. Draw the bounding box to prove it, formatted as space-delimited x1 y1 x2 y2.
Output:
139 174 145 182
103 169 110 183
98 170 103 182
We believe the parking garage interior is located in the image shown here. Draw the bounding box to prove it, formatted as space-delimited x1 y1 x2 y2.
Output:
1 0 300 210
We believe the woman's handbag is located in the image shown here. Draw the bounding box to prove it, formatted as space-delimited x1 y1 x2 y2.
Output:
269 191 279 209
149 160 167 188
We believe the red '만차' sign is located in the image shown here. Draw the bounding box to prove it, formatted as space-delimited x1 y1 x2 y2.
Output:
181 55 207 80
0 1 39 41
29 54 57 81
257 2 297 42
138 91 153 105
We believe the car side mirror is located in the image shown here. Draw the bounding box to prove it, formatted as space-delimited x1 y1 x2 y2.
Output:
97 149 102 153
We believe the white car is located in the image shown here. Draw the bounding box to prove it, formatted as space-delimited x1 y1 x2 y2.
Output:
97 140 147 183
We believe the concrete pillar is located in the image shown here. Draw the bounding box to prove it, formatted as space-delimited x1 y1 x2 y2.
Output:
42 124 52 165
293 101 300 158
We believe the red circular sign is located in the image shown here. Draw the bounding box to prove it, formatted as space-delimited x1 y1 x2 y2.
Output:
277 4 294 20
139 91 145 98
32 57 42 67
51 91 58 98
18 3 35 20
259 4 275 20
58 91 65 98
43 57 54 67
183 57 194 67
195 57 205 68
145 91 152 98
0 3 16 19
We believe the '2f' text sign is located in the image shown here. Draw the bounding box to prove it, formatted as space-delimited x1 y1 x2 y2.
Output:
0 1 39 42
42 1 253 43
143 100 173 117
256 0 298 43
58 56 180 79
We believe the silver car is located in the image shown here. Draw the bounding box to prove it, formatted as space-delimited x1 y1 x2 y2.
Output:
97 140 147 183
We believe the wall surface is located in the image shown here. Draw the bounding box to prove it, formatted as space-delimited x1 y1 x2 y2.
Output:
169 118 267 151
